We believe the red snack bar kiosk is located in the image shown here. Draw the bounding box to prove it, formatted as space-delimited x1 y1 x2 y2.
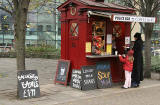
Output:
57 0 135 83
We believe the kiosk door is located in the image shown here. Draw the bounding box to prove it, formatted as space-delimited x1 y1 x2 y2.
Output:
68 20 79 69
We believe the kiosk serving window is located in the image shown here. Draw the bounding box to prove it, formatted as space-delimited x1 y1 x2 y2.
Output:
70 23 79 36
92 21 105 55
92 21 105 36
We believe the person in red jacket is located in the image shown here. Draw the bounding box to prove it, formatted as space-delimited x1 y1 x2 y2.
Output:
119 49 134 89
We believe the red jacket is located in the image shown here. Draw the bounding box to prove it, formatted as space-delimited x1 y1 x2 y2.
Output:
119 55 133 72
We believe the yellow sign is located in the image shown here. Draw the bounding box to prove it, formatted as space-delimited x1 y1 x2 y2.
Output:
106 44 112 55
86 42 91 53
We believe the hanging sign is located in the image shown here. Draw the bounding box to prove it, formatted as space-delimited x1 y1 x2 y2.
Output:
106 44 112 55
112 15 156 23
125 36 130 45
107 34 112 44
85 42 91 53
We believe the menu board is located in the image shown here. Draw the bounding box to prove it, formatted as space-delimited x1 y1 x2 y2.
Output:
70 69 82 89
17 70 40 99
96 62 112 88
86 42 91 53
106 44 112 55
54 59 70 86
107 34 112 44
125 36 130 45
81 66 97 91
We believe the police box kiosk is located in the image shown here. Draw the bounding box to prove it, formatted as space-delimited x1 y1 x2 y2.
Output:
57 0 156 84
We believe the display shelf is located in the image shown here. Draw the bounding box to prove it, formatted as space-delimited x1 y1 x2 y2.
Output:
86 55 118 58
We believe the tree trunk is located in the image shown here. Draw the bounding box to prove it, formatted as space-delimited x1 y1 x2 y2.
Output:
14 1 30 71
144 23 153 78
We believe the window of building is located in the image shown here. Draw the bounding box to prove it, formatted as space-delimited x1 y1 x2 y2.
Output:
38 25 43 31
46 25 52 31
2 24 9 31
29 31 35 35
70 23 78 36
58 27 61 36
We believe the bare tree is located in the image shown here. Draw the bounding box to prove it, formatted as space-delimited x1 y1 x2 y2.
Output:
122 0 160 78
0 0 50 71
0 0 31 71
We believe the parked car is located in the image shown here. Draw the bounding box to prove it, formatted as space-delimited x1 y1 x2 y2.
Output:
152 49 160 56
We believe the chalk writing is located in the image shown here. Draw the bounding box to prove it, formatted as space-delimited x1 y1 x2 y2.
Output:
96 64 110 70
23 89 36 98
85 74 93 78
21 81 39 88
70 69 82 89
82 69 94 73
18 73 38 81
100 79 111 87
60 67 65 75
81 66 97 90
17 70 40 99
84 79 95 85
55 60 70 86
96 62 112 88
98 71 111 81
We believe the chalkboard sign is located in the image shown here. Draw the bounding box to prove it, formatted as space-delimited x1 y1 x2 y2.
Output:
17 70 40 99
54 59 70 86
81 66 97 91
70 69 82 89
96 61 112 88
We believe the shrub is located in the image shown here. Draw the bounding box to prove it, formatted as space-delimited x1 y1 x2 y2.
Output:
25 45 60 59
151 55 160 73
0 45 61 59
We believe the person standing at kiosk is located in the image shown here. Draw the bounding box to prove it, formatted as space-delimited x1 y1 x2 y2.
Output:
119 49 134 89
131 33 144 87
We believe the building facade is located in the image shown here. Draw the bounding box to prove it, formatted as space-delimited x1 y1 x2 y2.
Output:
0 0 66 49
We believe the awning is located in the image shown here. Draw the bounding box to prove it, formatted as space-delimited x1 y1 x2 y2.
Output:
87 11 112 18
87 11 156 23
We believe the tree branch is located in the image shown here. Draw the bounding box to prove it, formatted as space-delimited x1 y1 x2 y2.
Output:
151 0 160 16
133 0 141 9
139 22 145 32
127 0 142 13
140 0 146 15
12 0 18 10
0 6 12 14
34 0 51 12
6 0 14 11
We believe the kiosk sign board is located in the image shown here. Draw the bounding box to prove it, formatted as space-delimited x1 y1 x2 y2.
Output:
112 15 156 23
81 66 97 91
17 70 40 99
70 69 82 89
96 62 112 88
54 59 70 86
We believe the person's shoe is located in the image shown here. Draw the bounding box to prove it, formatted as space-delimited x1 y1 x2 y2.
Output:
131 83 139 88
121 86 128 89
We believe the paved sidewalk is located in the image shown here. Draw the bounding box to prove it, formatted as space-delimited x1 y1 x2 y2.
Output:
0 79 160 105
0 58 160 105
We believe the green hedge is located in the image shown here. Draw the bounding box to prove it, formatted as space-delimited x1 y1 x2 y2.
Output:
0 45 61 59
151 55 160 73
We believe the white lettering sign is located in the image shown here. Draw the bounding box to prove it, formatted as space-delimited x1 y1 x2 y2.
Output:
113 15 156 23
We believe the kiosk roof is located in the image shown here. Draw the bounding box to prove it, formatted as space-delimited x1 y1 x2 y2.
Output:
77 0 134 10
